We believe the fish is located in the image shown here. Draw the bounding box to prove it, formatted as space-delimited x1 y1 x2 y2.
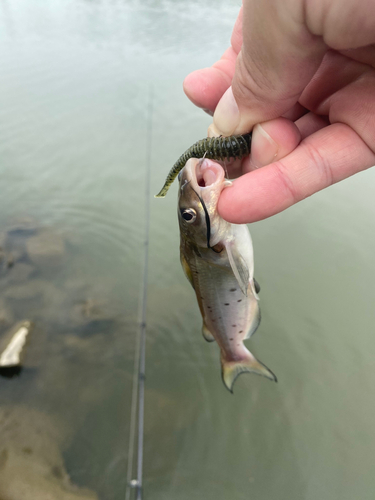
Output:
155 133 252 198
178 158 276 392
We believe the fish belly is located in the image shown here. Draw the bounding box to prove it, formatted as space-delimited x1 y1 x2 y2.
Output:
192 255 258 354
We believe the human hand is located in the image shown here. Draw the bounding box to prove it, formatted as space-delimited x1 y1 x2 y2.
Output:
183 0 375 223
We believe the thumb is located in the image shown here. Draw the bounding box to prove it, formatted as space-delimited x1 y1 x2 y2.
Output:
213 0 327 135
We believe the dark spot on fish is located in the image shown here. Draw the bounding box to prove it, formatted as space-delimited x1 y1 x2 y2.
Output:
232 325 236 327
237 299 242 303
224 303 230 306
229 338 233 341
239 330 243 333
230 288 237 292
212 319 216 322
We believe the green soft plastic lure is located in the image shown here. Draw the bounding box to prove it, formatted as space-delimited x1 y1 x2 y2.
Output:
155 133 252 198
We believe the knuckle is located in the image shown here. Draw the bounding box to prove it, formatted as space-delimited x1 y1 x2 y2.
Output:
232 52 301 113
233 53 278 105
272 161 301 204
303 140 334 188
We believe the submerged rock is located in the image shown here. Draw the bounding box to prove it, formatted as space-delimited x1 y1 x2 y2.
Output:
27 230 65 269
0 300 14 330
7 216 39 235
69 298 117 332
0 232 7 248
0 247 14 270
79 298 114 322
5 280 46 301
7 262 35 283
63 278 89 299
0 406 98 500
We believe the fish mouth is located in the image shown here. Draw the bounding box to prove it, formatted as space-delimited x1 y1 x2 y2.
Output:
181 159 225 251
195 159 225 189
180 158 225 192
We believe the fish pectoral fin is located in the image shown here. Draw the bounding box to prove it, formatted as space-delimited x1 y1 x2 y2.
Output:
221 349 277 393
202 323 215 343
224 240 250 296
180 251 194 289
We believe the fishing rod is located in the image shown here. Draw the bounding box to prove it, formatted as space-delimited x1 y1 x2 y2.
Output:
125 87 153 500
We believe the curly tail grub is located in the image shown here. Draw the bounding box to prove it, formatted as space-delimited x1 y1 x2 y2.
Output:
155 133 252 198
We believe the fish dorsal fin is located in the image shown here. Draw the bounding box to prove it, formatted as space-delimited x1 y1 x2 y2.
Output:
224 238 250 296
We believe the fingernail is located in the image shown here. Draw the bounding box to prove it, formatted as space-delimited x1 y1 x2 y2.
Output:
249 123 279 169
213 86 240 136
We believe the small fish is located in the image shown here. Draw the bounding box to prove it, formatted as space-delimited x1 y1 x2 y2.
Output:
178 158 276 392
155 133 251 198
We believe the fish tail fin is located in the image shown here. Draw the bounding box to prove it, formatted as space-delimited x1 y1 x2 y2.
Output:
221 350 277 393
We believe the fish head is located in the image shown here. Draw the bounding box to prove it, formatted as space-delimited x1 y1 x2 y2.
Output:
178 158 230 249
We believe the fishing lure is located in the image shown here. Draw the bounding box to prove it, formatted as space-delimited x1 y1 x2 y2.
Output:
155 132 252 198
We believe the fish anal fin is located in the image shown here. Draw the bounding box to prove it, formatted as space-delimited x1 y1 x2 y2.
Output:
221 349 277 393
224 240 250 297
202 323 215 343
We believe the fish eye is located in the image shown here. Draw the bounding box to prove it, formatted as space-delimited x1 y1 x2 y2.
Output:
181 208 196 223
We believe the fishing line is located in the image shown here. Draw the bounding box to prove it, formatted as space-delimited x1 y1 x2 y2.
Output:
125 87 153 500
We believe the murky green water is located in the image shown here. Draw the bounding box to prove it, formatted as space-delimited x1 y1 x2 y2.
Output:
0 1 375 499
